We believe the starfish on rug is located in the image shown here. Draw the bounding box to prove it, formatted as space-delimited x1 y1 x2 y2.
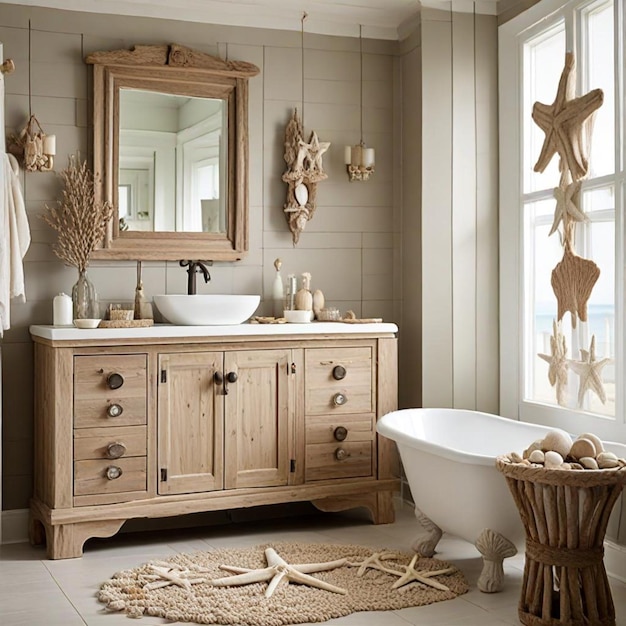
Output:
347 551 456 592
211 546 348 598
140 562 209 591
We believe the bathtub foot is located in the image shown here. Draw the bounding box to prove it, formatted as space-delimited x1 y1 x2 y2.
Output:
475 528 517 593
411 506 443 557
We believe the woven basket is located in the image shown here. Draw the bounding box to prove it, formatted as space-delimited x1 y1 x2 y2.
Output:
496 456 626 626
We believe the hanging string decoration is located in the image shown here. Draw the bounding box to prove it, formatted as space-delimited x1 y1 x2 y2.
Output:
282 12 331 245
532 51 609 407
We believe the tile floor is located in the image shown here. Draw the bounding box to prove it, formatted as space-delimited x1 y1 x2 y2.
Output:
1 501 625 625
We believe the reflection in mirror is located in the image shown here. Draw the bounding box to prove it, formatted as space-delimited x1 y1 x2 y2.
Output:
118 89 227 233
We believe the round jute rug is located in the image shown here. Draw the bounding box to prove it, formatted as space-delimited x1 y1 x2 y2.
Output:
97 542 468 624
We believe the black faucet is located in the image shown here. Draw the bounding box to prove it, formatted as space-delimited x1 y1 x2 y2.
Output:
179 260 212 295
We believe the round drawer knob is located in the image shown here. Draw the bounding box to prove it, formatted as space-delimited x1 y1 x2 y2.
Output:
333 426 348 441
105 465 123 480
106 403 124 418
332 392 348 406
226 371 238 384
332 365 347 380
335 448 348 461
107 372 125 390
106 442 127 459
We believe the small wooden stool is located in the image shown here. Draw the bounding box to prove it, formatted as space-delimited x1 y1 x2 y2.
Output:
496 457 626 626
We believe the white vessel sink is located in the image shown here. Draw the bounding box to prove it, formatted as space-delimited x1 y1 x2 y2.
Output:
153 294 260 325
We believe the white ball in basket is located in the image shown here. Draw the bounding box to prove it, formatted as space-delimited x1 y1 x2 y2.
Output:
73 318 101 329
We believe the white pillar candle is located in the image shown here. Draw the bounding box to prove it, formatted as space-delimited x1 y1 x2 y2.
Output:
344 145 352 165
43 134 56 155
362 147 375 167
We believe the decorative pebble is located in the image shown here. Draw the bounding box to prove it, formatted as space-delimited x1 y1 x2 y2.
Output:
541 430 572 458
597 451 620 469
529 450 545 464
544 450 564 468
510 451 523 463
523 440 543 460
579 456 599 470
569 437 596 460
578 432 604 455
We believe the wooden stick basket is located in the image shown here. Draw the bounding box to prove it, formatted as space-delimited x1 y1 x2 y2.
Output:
496 457 626 626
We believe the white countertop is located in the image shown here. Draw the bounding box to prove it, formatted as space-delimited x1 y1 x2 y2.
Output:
30 322 398 341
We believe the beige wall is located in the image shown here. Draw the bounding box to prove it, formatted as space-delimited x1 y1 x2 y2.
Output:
0 4 399 511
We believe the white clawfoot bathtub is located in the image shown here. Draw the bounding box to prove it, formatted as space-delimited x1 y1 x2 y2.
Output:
376 408 570 593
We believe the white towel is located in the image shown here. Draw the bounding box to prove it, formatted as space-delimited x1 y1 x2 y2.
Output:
0 152 30 336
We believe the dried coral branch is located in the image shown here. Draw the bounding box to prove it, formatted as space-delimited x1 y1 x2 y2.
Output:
40 156 113 272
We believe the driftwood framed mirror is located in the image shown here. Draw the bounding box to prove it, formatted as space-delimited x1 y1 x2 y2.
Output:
86 44 259 261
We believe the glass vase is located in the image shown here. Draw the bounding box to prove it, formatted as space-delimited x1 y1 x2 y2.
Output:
72 269 99 320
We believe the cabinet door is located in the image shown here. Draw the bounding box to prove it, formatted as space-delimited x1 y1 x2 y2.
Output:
223 349 292 489
158 352 224 494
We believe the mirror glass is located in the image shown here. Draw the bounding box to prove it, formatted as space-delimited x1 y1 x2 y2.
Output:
118 89 227 234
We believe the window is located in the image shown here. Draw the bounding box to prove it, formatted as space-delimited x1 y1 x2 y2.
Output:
499 0 624 442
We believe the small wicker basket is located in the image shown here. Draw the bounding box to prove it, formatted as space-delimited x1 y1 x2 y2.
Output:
496 456 626 626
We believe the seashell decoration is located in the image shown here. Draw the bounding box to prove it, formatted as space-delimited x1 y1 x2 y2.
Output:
503 429 625 471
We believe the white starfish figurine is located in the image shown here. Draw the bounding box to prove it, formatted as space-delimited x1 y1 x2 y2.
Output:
348 551 406 577
391 554 455 591
211 547 348 598
568 334 611 406
141 563 208 591
348 551 455 592
538 319 569 406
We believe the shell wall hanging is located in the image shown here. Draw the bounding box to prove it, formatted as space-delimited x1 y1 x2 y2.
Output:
282 109 330 244
532 51 609 408
281 13 330 245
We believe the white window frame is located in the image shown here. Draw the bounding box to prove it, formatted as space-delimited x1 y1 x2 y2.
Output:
499 0 625 442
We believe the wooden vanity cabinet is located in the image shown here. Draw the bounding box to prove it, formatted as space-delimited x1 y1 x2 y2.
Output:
29 329 398 559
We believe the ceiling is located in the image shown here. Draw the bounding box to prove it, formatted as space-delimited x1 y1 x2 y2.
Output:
6 0 500 40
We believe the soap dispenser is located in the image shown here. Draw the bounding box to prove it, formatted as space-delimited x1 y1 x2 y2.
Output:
272 258 284 318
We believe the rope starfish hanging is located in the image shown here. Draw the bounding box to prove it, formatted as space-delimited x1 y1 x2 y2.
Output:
532 52 603 181
568 334 612 407
537 320 569 406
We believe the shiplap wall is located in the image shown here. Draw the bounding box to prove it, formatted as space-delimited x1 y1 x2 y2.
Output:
417 6 499 412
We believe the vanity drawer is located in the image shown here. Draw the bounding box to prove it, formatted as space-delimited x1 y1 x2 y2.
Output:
306 414 374 445
305 347 373 415
74 354 147 428
74 456 147 497
74 426 147 461
305 441 373 481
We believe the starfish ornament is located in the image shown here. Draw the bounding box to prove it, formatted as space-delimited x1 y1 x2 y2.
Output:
538 319 569 406
532 52 603 181
347 551 455 592
391 554 455 591
549 179 587 237
348 551 406 577
568 335 611 406
140 562 208 591
304 131 330 178
211 547 348 598
551 245 600 328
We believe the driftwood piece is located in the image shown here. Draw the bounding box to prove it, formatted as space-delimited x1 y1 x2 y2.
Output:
282 109 330 245
532 52 603 181
551 245 600 328
86 43 259 77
